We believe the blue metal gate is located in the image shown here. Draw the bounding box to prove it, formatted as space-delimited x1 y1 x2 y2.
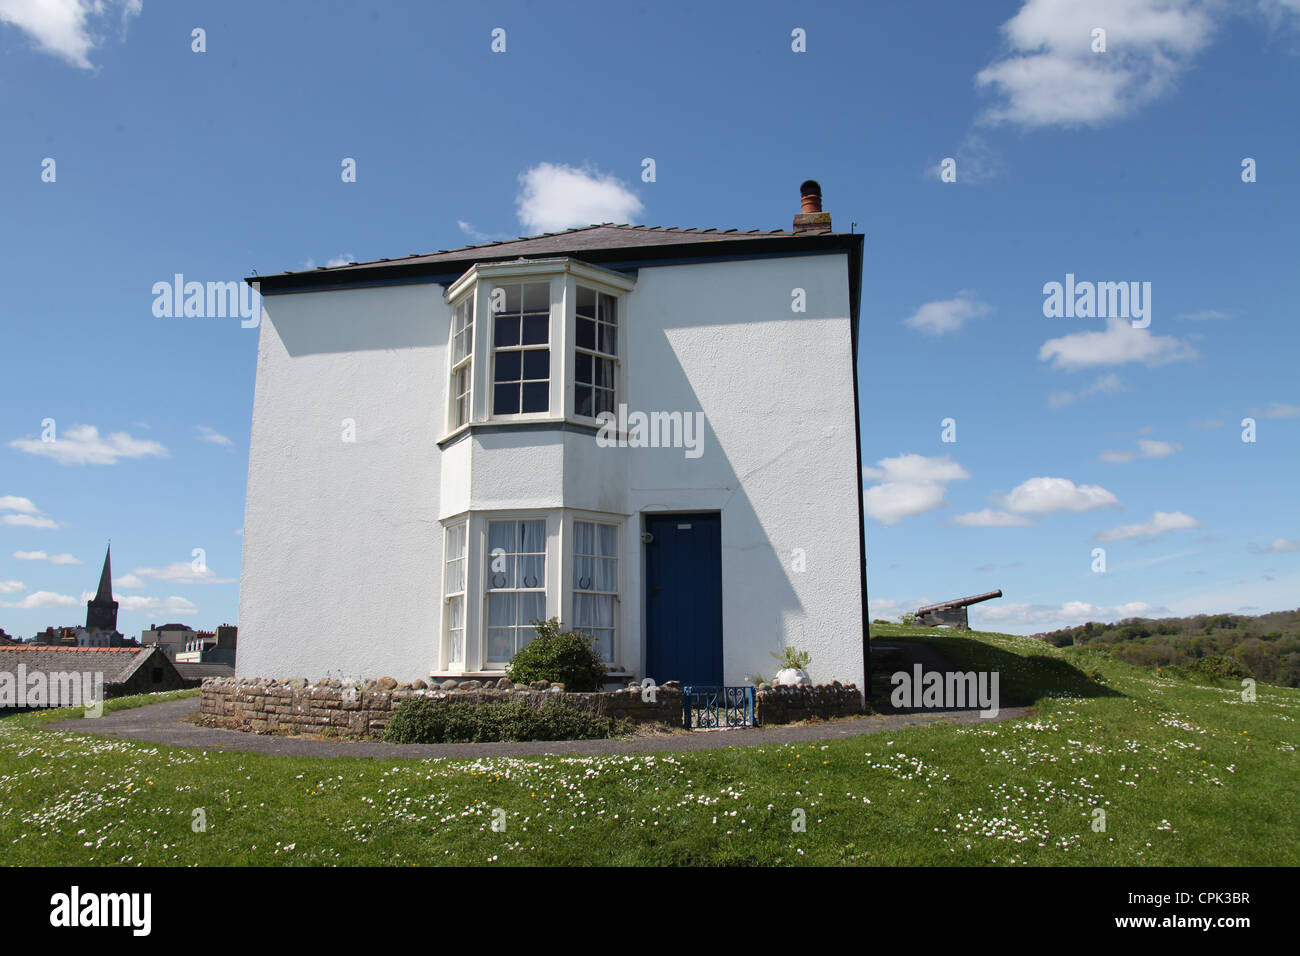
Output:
682 685 756 729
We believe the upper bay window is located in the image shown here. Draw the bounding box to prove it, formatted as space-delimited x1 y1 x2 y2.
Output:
492 282 551 415
574 286 617 419
441 259 635 438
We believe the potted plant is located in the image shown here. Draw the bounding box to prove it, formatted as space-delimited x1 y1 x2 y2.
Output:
771 647 812 686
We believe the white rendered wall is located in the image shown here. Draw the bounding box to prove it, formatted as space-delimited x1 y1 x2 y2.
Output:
239 252 864 688
618 254 863 687
237 283 446 682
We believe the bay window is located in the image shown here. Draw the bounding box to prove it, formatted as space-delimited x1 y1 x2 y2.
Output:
491 281 551 415
485 518 548 664
574 286 617 419
443 522 466 663
572 520 618 662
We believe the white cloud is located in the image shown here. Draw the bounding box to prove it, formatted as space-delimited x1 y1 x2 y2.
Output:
1002 476 1121 514
903 294 992 335
0 590 78 610
928 133 1005 184
1039 317 1197 370
13 550 80 564
114 595 198 616
1096 510 1202 542
1100 437 1182 463
9 424 168 466
951 509 1033 527
975 0 1216 129
1263 402 1300 418
1251 538 1300 553
2 513 58 529
864 481 948 526
130 562 235 585
0 495 59 528
862 453 970 483
0 580 24 594
977 599 1171 633
862 454 970 526
112 573 145 588
1048 372 1126 408
516 163 643 233
0 0 142 70
195 425 233 447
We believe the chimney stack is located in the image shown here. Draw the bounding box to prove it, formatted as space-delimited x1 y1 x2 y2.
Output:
793 179 831 234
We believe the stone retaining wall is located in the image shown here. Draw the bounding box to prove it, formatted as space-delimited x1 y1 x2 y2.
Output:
754 682 863 724
198 676 684 738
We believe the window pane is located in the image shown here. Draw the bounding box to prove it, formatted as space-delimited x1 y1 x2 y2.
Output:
522 315 548 345
523 282 550 313
520 519 546 552
502 284 521 313
576 286 596 318
596 523 617 557
599 322 616 355
521 381 548 412
518 592 546 627
577 317 595 351
575 555 595 590
595 557 617 592
595 357 614 389
495 350 521 382
518 555 544 589
495 315 520 347
487 628 513 663
447 595 463 630
575 386 593 418
488 592 516 627
493 384 518 415
573 593 593 627
522 349 549 380
598 293 616 324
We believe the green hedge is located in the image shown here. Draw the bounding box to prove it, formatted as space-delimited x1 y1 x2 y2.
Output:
505 618 607 691
384 695 631 744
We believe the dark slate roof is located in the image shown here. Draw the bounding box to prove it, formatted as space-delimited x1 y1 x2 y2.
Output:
248 223 864 298
174 662 234 680
0 646 164 684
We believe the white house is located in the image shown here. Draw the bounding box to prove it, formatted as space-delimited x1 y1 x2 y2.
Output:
237 180 868 689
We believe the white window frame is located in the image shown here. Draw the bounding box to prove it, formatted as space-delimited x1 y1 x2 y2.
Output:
447 295 474 431
442 521 467 666
479 512 555 669
569 516 621 664
439 260 634 441
572 284 619 421
488 278 556 420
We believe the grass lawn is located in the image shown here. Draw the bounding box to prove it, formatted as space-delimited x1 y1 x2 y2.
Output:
2 626 1296 866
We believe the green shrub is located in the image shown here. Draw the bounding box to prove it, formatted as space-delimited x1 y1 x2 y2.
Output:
505 618 607 691
384 695 629 744
1188 654 1252 681
771 646 811 670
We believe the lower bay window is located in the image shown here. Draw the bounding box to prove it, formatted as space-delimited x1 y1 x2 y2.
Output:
440 511 623 673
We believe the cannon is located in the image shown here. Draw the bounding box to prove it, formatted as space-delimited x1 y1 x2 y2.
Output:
913 590 1003 630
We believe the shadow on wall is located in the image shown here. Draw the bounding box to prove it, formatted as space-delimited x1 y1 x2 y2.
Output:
267 285 443 357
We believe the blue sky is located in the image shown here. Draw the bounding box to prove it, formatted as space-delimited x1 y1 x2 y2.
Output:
0 0 1296 638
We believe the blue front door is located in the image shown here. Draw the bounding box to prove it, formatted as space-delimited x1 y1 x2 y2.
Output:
644 512 723 685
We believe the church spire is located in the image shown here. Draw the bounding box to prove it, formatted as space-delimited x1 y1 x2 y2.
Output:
95 544 113 603
86 543 119 632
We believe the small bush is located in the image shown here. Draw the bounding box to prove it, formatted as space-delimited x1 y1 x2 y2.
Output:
384 696 629 744
771 646 811 670
505 618 607 691
1188 654 1252 681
